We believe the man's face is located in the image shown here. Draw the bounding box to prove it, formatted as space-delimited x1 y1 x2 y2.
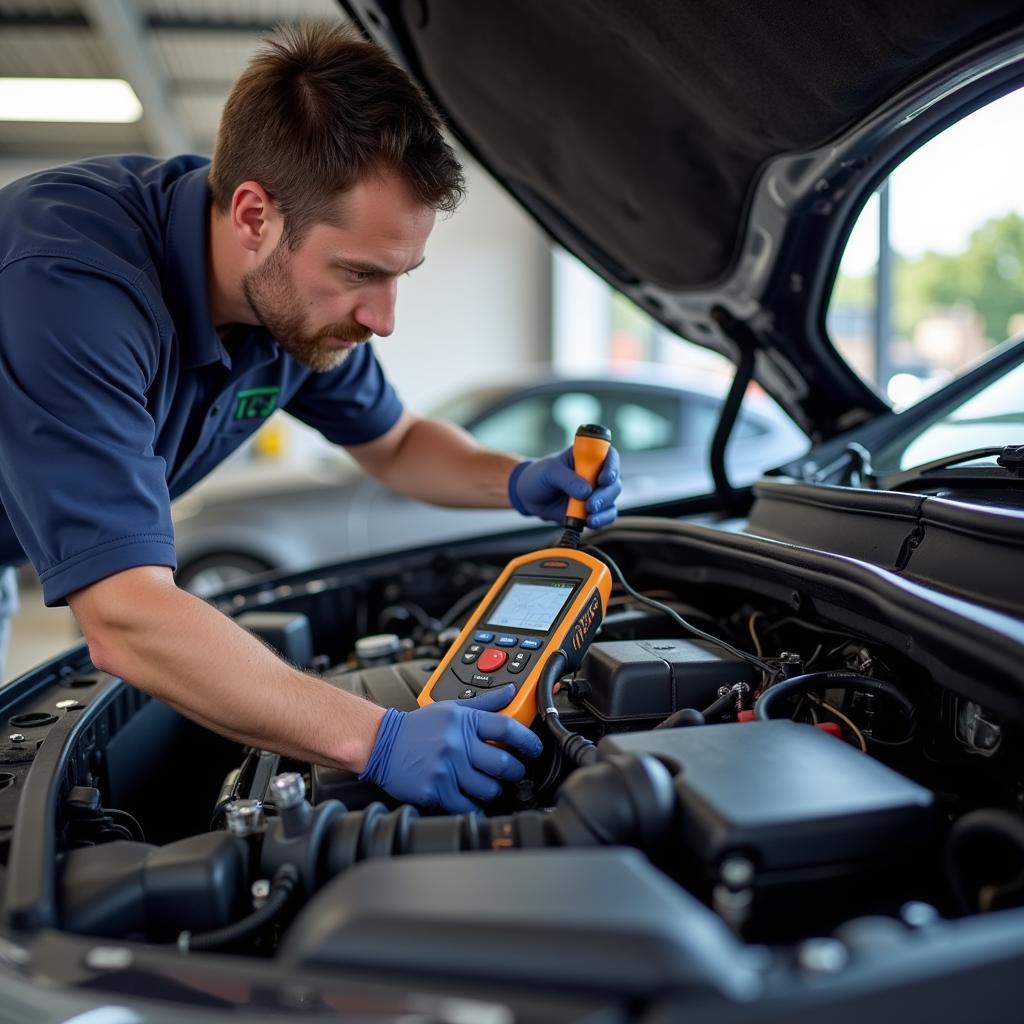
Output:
242 168 436 372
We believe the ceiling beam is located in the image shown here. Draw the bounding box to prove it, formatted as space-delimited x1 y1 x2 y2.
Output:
79 0 192 156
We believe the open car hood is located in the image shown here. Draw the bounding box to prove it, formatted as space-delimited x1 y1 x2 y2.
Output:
342 0 1024 439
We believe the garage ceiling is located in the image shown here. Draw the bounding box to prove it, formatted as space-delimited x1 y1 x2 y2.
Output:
0 0 344 163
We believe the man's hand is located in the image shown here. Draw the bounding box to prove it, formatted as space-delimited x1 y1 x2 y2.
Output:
360 684 543 814
508 445 621 529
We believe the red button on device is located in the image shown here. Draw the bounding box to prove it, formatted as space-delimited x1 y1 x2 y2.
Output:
476 648 508 673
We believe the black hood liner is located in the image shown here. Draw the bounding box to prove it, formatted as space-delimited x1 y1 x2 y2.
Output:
391 0 1023 289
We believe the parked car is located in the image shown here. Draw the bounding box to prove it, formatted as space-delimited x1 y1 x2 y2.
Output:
4 3 1024 1023
172 369 808 594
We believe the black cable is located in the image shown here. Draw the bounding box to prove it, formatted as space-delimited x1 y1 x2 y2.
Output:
654 708 706 730
176 863 300 953
105 807 146 843
378 602 441 635
762 616 863 640
537 650 598 766
701 689 739 723
583 545 775 675
753 671 916 741
536 743 564 795
558 527 582 550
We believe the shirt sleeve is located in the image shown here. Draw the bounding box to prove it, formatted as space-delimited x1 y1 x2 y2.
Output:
283 342 404 446
0 255 177 606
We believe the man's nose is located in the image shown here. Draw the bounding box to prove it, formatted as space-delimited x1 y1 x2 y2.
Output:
354 279 397 338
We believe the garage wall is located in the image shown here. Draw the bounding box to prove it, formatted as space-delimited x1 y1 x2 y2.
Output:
378 153 552 412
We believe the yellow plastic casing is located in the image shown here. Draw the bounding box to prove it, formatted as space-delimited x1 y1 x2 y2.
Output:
417 546 612 727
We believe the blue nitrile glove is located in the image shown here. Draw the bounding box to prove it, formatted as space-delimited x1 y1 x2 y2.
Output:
508 444 622 529
359 684 544 814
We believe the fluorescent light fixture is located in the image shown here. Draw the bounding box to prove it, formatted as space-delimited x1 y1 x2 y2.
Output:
0 78 143 123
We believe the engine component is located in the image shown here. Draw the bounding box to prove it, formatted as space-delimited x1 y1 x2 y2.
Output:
579 638 757 725
354 633 401 667
59 830 249 939
753 671 917 742
945 808 1024 914
956 700 1002 756
224 799 264 837
279 848 758 1001
235 611 314 668
601 720 936 934
320 751 675 877
180 863 300 953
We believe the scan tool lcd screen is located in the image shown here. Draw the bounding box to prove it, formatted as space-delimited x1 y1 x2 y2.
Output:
487 580 575 633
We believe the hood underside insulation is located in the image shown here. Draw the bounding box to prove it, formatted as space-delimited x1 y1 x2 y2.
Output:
393 0 1023 289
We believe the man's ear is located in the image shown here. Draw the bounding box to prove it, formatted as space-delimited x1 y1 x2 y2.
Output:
230 181 282 253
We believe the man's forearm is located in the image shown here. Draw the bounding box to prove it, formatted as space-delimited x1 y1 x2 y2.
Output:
69 567 385 770
353 414 521 507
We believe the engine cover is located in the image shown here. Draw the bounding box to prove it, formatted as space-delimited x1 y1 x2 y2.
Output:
600 721 935 932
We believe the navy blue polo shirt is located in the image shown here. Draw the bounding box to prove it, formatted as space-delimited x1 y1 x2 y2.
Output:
0 155 403 605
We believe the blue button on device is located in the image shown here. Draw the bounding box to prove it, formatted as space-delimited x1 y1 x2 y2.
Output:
520 638 543 650
495 635 518 647
474 631 495 642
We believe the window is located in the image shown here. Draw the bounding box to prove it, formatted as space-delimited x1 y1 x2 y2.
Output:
468 388 681 458
827 86 1024 408
469 395 565 457
614 400 676 452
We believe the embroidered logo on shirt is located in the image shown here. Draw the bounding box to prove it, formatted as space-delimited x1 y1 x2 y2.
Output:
233 386 280 421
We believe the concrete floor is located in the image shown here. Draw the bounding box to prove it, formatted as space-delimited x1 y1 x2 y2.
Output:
3 571 80 684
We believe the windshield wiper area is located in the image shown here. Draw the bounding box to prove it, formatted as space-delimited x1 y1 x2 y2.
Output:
876 445 1024 493
808 442 876 487
807 444 1024 495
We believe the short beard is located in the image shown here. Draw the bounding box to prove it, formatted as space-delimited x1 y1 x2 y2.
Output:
241 241 372 373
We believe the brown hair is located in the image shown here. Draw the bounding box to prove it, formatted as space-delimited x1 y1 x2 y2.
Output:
209 21 465 246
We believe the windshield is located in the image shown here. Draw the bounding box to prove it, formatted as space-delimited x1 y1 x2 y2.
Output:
873 344 1024 472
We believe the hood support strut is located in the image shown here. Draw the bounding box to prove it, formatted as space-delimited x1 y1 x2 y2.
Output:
709 307 757 514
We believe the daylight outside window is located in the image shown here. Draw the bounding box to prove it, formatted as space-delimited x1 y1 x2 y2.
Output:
828 85 1024 408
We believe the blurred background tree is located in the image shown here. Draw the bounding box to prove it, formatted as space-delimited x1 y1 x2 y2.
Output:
894 213 1024 342
836 213 1024 345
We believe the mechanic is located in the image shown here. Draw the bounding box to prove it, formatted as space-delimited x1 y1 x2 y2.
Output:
0 22 620 814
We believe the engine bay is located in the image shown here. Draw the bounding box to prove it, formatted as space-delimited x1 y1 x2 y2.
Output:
3 512 1024 1018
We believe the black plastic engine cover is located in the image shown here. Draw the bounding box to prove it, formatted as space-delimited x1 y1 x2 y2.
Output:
279 848 758 1000
600 721 935 877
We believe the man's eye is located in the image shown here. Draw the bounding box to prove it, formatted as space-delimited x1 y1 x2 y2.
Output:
347 270 372 283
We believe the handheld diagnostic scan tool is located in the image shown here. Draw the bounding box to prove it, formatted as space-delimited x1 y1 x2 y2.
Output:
418 425 614 726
